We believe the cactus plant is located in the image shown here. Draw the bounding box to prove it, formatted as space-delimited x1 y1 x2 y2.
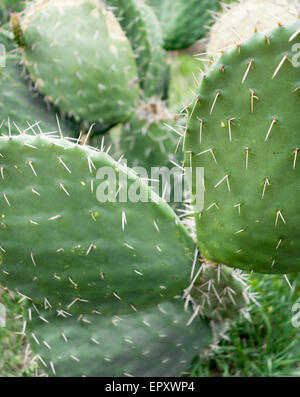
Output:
107 0 169 100
148 0 221 50
11 0 139 130
120 99 179 172
168 54 204 112
208 0 300 57
182 254 256 343
0 53 79 137
105 0 154 90
0 132 195 315
185 20 300 274
119 98 188 211
138 2 169 100
25 298 212 377
1 0 288 378
186 259 255 323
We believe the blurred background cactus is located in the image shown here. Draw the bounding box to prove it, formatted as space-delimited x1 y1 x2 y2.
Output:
0 0 300 377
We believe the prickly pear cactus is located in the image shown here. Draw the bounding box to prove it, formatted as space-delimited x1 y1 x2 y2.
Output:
168 54 203 112
139 2 169 100
186 259 255 323
149 0 221 50
105 0 152 89
208 0 300 57
120 100 178 172
184 21 300 274
11 0 139 129
26 299 212 377
107 0 169 99
0 54 78 137
0 133 195 315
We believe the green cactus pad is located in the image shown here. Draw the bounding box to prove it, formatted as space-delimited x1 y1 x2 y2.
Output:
0 54 79 137
208 0 300 58
0 133 195 315
120 100 178 172
106 0 151 89
138 2 169 100
168 54 203 111
149 0 221 50
119 100 185 210
26 299 212 377
13 0 139 128
107 0 169 99
185 21 300 274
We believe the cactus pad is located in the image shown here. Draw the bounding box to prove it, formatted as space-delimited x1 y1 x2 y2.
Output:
0 54 78 137
26 299 212 377
12 0 139 128
185 21 300 274
120 100 178 172
107 0 169 99
106 0 152 89
149 0 221 50
138 2 169 100
208 0 300 57
0 133 195 315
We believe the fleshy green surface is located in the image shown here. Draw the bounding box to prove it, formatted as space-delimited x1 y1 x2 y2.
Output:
120 107 178 172
26 299 212 377
17 0 139 128
149 0 221 50
139 2 169 100
168 54 204 111
107 0 169 99
119 100 184 211
106 0 151 89
0 54 79 137
185 21 300 274
0 134 195 315
207 0 299 57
